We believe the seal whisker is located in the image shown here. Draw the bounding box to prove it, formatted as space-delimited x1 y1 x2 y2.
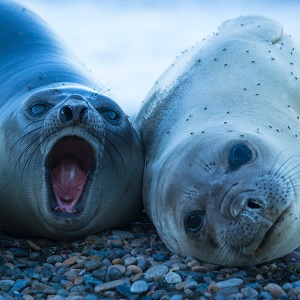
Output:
105 136 126 174
10 128 42 161
42 72 63 94
102 143 119 177
280 165 300 183
20 119 44 134
282 170 300 182
273 155 300 178
268 150 285 176
17 134 47 180
191 151 214 171
91 82 113 99
106 127 131 150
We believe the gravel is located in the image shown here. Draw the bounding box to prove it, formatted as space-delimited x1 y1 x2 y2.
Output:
1 212 300 299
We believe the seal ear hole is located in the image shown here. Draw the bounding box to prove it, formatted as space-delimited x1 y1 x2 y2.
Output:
229 144 252 170
184 211 205 234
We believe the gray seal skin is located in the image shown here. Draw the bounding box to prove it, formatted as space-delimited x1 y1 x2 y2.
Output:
0 0 144 239
136 16 300 266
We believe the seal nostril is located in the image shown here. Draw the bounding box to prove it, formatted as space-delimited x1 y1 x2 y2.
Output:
59 106 73 123
247 199 261 209
80 107 89 123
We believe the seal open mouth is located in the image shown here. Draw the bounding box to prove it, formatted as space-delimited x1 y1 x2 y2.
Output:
49 137 93 213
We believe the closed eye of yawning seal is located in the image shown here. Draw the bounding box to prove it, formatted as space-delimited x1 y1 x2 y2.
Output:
49 136 93 214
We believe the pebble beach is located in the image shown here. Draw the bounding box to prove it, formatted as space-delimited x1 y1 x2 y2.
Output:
1 212 300 300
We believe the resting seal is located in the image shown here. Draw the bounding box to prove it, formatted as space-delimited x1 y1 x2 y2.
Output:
0 0 143 239
136 16 300 266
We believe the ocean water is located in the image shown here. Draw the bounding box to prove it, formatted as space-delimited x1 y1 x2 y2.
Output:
19 0 300 115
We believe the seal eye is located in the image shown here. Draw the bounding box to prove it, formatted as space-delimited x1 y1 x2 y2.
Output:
229 144 251 169
30 102 49 116
184 211 205 233
102 109 119 121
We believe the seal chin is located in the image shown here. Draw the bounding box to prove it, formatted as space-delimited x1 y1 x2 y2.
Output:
46 136 95 219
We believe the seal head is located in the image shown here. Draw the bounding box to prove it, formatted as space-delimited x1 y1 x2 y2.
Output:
137 15 300 266
0 1 143 239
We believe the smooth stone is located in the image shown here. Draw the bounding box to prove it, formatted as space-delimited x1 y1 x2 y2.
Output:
170 295 183 300
127 265 143 274
216 287 240 297
215 278 244 288
10 279 29 292
106 266 123 281
111 230 135 240
177 271 206 281
112 258 123 265
0 279 15 292
84 260 101 272
152 289 167 299
282 282 293 291
41 266 53 279
152 253 168 262
74 276 84 285
83 276 103 287
46 255 63 264
130 280 149 293
94 279 125 292
63 256 79 266
124 269 132 277
124 256 138 267
91 269 106 281
83 295 98 300
44 287 57 295
191 266 209 273
241 287 259 298
8 248 28 258
165 272 182 284
108 264 126 275
65 270 78 282
85 235 103 243
31 282 49 291
70 285 86 293
116 284 139 300
101 258 112 268
131 273 144 282
144 265 169 281
28 252 41 261
110 239 123 248
265 283 288 298
259 291 274 300
175 282 185 291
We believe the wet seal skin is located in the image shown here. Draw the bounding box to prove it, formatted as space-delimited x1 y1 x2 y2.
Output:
136 15 300 266
0 0 144 239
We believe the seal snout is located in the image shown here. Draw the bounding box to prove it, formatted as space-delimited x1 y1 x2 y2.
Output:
59 98 89 125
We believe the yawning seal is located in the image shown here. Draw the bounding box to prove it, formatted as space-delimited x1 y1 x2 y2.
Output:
0 0 143 239
136 15 300 266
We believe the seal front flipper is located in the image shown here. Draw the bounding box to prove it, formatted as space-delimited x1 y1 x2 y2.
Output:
0 0 144 239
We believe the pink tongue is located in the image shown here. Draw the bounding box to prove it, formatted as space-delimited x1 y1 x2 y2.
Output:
51 158 87 213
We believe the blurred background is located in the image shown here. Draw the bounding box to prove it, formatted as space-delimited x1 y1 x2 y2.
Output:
19 0 300 115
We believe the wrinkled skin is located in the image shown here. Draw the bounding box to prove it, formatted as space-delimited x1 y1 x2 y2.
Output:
0 0 144 239
137 16 300 266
